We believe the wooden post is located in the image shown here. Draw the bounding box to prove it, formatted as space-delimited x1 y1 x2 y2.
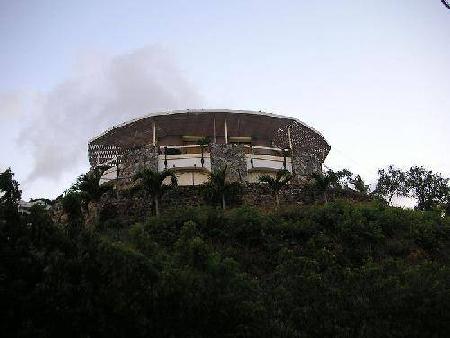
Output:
287 126 293 150
201 146 204 167
164 146 167 169
116 156 120 199
224 119 228 144
152 121 156 146
213 116 217 143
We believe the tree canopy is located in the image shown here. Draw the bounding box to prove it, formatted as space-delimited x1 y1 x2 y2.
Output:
134 168 178 216
2 166 450 337
0 168 22 222
375 165 450 212
259 169 293 208
202 166 242 210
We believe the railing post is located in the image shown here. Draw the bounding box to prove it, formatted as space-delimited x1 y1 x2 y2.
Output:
164 146 168 169
201 145 204 167
115 157 120 199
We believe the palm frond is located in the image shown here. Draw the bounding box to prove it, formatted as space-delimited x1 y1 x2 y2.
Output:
259 170 292 198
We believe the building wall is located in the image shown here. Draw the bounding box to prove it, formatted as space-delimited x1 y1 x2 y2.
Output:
93 184 308 223
163 171 209 186
99 166 118 185
118 145 159 189
91 111 330 186
159 135 183 146
210 144 247 182
247 170 276 184
273 121 330 177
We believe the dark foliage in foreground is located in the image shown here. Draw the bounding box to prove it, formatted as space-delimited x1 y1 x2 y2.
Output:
2 192 450 337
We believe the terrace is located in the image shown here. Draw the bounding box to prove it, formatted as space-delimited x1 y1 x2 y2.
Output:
158 144 292 185
98 143 292 186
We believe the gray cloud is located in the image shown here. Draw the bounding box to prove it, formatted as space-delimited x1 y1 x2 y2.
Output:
18 45 202 183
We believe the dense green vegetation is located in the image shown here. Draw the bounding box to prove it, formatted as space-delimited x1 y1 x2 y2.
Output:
2 167 450 337
133 168 178 216
259 169 293 208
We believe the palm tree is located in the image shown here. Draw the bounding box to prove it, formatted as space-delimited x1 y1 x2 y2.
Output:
203 166 239 210
351 174 369 195
310 171 336 204
0 168 21 207
134 168 177 216
72 166 110 204
259 169 293 208
310 169 364 203
65 166 111 224
0 168 22 222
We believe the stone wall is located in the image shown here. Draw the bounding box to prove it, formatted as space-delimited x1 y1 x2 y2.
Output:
291 152 322 177
118 145 159 189
242 183 305 208
161 186 204 208
273 121 330 178
91 184 307 225
210 144 247 182
52 182 373 227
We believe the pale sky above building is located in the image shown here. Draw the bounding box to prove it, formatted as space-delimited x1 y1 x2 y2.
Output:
1 0 449 199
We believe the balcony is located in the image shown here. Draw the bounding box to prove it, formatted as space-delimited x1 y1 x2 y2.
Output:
97 144 292 186
158 145 211 172
158 145 211 185
244 145 292 183
244 145 292 170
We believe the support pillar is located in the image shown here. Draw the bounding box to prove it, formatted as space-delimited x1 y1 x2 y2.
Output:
152 121 156 146
287 126 292 150
213 116 217 143
224 119 228 144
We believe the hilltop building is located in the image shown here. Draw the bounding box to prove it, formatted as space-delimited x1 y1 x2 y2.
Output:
88 109 330 186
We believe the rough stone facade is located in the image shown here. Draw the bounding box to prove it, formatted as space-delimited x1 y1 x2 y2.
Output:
273 121 330 177
242 183 305 209
210 144 247 182
52 181 374 227
118 145 158 188
79 184 307 226
161 186 204 208
88 110 331 187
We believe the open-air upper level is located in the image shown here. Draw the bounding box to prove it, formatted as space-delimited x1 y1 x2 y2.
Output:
89 109 330 186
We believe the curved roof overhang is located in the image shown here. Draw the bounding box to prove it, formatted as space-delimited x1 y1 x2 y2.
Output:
88 109 329 149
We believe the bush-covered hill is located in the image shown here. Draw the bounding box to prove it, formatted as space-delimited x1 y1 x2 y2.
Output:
2 199 450 337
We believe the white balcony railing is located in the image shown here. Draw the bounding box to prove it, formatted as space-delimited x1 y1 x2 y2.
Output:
159 144 291 173
97 144 292 184
246 154 292 172
158 154 211 172
243 145 292 172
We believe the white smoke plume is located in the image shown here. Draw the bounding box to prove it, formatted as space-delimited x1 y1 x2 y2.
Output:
0 92 24 121
16 45 201 195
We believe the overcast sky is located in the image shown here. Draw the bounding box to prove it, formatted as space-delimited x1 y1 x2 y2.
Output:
1 0 449 200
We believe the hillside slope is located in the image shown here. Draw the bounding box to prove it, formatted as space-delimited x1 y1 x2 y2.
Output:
2 200 450 337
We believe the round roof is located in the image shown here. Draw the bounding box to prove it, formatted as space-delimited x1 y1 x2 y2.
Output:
89 109 328 148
